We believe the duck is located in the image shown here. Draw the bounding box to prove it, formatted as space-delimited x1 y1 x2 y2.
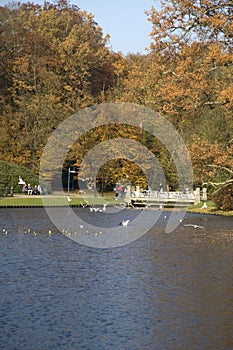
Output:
121 219 130 226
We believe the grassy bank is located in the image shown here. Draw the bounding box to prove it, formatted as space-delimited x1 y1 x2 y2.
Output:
0 196 81 207
1 195 233 216
0 193 118 207
187 201 233 217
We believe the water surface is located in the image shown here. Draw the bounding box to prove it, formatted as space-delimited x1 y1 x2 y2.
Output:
0 208 232 349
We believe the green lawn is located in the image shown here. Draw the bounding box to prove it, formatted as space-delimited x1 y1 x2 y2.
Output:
0 193 118 207
0 196 72 207
1 195 232 216
187 200 233 216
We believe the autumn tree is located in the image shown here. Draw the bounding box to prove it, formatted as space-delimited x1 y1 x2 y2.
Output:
146 1 233 114
148 0 233 48
146 0 233 190
187 136 233 185
113 1 233 195
0 0 116 172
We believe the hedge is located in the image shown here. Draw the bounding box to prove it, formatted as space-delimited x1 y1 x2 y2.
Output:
0 160 39 194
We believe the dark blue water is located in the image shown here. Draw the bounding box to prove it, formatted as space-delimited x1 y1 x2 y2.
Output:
0 208 232 350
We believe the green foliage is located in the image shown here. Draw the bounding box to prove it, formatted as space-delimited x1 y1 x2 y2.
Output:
0 160 39 193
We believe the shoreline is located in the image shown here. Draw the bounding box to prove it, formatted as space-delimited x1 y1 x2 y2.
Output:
0 195 232 217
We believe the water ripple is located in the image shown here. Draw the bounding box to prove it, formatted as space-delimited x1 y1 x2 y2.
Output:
0 208 232 349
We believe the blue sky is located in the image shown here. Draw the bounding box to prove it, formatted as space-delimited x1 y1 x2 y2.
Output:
74 0 156 54
0 0 158 54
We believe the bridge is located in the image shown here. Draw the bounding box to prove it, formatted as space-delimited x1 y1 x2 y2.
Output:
130 189 197 207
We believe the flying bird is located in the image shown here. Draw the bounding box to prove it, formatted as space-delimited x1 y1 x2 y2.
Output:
184 224 204 229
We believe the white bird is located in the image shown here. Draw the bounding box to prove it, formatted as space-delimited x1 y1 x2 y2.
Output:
184 224 204 229
67 196 71 202
93 207 100 212
90 207 100 212
102 203 107 211
89 206 100 213
201 202 207 209
121 219 130 226
18 176 26 185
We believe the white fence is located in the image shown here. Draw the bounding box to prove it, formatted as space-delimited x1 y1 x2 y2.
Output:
131 190 196 200
130 187 206 206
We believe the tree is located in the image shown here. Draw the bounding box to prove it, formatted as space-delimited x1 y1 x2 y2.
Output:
148 0 233 51
188 136 233 188
0 1 116 172
146 0 233 117
146 0 233 192
113 1 233 194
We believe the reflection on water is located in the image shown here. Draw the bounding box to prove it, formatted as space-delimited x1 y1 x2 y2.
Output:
0 208 232 350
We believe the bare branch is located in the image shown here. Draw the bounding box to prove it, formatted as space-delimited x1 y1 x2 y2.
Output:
202 179 233 187
207 164 233 175
204 3 233 16
194 100 228 108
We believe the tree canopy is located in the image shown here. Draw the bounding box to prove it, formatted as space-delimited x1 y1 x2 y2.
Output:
0 0 117 170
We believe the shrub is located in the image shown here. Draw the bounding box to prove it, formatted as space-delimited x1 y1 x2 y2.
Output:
212 183 233 211
0 160 39 193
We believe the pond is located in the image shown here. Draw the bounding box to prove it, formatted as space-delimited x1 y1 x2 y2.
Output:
0 208 232 350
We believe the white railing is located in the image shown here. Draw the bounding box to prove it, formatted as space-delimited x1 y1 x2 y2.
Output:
131 190 196 200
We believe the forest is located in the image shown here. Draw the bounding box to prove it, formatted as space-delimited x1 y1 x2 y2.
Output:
0 0 233 202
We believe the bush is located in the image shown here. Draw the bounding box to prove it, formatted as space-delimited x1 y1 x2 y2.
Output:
0 160 39 193
212 183 233 211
